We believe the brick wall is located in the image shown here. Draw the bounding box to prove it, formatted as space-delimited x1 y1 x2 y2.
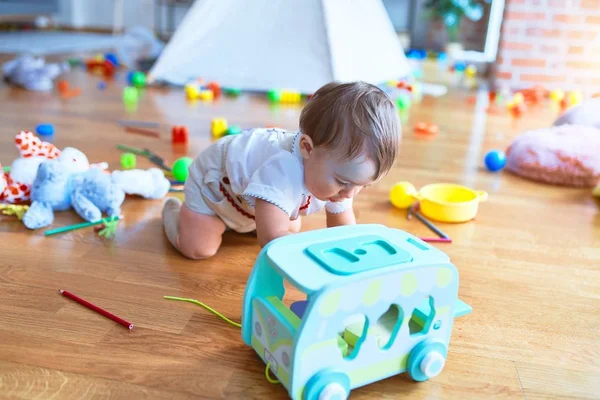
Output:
495 0 600 94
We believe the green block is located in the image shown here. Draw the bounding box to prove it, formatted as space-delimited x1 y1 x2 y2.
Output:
226 125 242 135
267 89 282 103
396 94 412 110
123 86 138 103
223 87 242 96
121 153 136 170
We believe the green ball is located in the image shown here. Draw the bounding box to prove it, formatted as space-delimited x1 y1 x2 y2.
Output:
121 153 136 170
226 125 242 135
267 89 282 103
396 94 412 110
131 71 146 88
172 157 193 182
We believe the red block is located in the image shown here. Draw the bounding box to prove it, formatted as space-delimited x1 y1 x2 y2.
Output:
171 125 189 144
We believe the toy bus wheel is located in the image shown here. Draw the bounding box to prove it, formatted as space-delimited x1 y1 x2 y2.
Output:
407 340 448 382
304 370 350 400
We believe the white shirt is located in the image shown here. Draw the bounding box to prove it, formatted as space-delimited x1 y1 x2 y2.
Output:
224 128 352 219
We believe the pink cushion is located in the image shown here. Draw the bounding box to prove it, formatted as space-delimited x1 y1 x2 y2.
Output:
506 124 600 187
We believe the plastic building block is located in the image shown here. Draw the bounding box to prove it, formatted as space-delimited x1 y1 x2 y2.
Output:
171 125 189 144
57 80 69 94
223 87 242 96
207 81 221 97
85 59 115 77
280 91 301 103
121 153 136 170
226 125 242 135
484 150 506 172
465 65 477 78
36 124 55 136
185 84 200 100
123 86 138 103
267 89 282 103
211 118 228 138
414 122 438 135
198 89 214 101
396 94 412 110
172 157 193 182
550 89 565 102
241 224 472 399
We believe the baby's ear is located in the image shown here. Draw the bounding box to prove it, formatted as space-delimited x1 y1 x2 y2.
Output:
299 134 314 158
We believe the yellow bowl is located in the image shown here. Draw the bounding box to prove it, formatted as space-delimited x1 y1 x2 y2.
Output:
390 182 488 223
417 183 488 223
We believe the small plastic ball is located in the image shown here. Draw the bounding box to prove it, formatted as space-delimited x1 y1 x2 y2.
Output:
36 123 55 136
390 181 417 209
131 71 146 88
104 53 119 66
484 150 507 172
97 81 107 90
549 89 565 102
172 157 194 182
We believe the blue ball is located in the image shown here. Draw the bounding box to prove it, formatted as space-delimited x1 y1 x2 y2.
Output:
104 53 119 66
97 81 107 90
484 150 507 172
36 123 55 136
126 71 136 85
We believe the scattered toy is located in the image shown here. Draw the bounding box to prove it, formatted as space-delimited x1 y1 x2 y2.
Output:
171 125 189 144
2 54 69 91
484 150 506 172
121 153 136 169
198 89 214 101
124 126 160 138
414 122 438 135
211 118 228 138
59 288 133 329
0 204 29 220
226 125 242 136
36 124 55 136
172 157 193 182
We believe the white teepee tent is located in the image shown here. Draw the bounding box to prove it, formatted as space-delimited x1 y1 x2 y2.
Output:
149 0 410 93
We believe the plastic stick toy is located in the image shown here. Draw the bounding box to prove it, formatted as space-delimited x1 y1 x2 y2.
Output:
44 215 121 237
60 290 133 329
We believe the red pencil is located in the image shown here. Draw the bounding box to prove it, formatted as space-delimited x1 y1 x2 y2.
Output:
124 126 160 138
420 237 452 243
59 290 133 330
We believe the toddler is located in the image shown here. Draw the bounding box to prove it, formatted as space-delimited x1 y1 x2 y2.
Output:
162 81 401 259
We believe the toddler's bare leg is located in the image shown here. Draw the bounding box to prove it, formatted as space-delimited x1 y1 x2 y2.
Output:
178 203 226 259
289 217 302 233
163 198 226 260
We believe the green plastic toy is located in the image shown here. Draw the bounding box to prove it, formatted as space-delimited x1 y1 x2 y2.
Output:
396 94 412 110
267 89 282 103
121 153 136 170
131 72 146 88
224 88 242 96
226 125 242 136
123 86 138 103
172 157 193 182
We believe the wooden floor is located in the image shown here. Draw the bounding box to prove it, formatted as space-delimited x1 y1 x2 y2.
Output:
0 67 599 400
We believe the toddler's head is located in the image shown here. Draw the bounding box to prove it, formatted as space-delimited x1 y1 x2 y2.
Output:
298 81 401 203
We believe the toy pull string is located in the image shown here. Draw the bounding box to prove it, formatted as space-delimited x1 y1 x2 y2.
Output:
163 296 241 328
265 362 280 384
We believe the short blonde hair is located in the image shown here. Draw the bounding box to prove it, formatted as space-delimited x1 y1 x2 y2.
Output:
299 81 401 181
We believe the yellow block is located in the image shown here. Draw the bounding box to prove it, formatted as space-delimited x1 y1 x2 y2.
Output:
185 84 199 100
199 89 214 101
211 118 228 138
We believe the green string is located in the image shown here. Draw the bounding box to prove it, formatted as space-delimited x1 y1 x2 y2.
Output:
44 215 121 236
163 296 242 328
265 362 280 384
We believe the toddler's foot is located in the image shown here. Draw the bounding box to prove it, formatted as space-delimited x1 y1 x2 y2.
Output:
162 197 182 249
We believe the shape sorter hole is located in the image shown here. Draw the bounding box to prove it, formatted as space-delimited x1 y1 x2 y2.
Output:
409 296 435 336
339 314 369 360
354 249 367 255
375 304 404 350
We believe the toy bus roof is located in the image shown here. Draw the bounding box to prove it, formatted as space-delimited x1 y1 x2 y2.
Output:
264 224 452 294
